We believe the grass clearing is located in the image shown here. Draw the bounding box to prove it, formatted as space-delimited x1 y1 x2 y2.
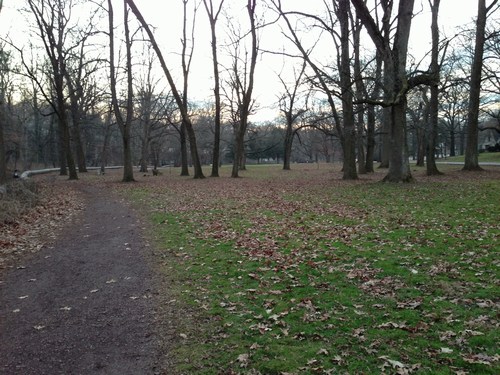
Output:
121 164 499 374
443 151 500 163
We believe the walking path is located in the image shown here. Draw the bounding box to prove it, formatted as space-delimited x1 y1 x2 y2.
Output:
0 185 161 374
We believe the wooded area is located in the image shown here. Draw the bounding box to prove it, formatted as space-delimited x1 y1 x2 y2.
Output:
0 0 499 184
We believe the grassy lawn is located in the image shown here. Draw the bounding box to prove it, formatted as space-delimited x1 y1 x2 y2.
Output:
124 164 499 374
442 152 500 163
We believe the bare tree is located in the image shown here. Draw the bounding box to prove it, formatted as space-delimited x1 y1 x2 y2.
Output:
62 15 104 174
364 51 383 172
482 16 500 129
108 0 135 182
203 0 224 177
177 0 200 176
277 61 307 170
27 0 78 180
351 0 417 182
352 12 366 174
337 0 357 179
270 0 357 179
125 0 205 179
0 43 7 184
135 47 168 174
227 0 259 178
0 1 5 184
463 0 499 170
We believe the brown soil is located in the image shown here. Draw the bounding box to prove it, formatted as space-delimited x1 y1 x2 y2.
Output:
0 174 171 374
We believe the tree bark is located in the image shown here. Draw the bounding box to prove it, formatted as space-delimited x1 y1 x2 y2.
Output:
463 0 497 170
426 0 442 175
27 0 78 180
126 0 205 179
283 125 293 170
365 104 376 172
179 121 189 175
65 76 87 173
279 63 306 171
108 0 135 182
338 0 357 180
365 52 383 173
0 2 6 183
231 0 258 178
352 0 415 182
0 105 6 184
353 14 366 175
139 89 152 173
203 0 224 177
100 109 112 174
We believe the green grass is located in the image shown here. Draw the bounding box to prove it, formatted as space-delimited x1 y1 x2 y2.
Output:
123 165 499 374
444 151 500 163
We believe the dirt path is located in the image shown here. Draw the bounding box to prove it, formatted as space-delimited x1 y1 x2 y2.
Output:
0 184 162 374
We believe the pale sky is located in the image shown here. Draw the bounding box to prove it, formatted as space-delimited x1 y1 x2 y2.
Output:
0 0 483 121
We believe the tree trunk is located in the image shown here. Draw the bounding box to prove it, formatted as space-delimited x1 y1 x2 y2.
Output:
387 0 415 182
0 107 6 184
70 107 87 173
365 52 382 173
139 119 150 173
65 75 87 173
180 122 189 176
378 97 391 169
186 119 205 178
352 0 415 182
100 111 112 174
449 127 456 156
108 0 134 182
122 127 134 181
0 1 6 183
365 105 376 172
338 0 357 180
416 127 425 166
56 76 78 180
384 99 413 182
426 0 442 176
57 116 67 175
231 122 246 177
463 0 494 171
203 0 224 178
126 0 205 179
356 112 366 174
283 126 293 170
230 0 258 178
353 15 366 175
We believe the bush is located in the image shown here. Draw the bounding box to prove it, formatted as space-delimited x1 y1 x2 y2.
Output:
0 179 39 224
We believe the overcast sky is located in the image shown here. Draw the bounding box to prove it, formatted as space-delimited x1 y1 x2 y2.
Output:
0 0 482 121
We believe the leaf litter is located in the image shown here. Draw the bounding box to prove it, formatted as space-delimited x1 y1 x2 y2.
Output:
110 166 500 373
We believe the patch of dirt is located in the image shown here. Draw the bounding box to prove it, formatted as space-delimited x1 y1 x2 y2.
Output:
0 176 84 272
0 173 172 374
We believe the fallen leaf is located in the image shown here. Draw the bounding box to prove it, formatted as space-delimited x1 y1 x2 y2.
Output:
237 353 250 368
379 356 406 368
462 353 499 365
250 343 261 350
